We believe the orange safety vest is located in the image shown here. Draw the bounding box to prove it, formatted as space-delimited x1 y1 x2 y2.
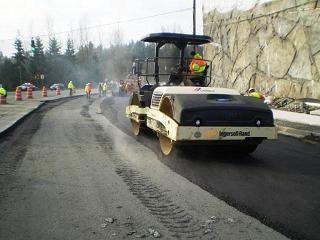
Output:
85 84 91 93
189 54 206 74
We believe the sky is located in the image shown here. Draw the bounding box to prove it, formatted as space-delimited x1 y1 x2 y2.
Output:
0 0 204 56
0 0 271 56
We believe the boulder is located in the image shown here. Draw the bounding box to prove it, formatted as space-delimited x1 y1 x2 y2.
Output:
288 45 313 80
236 20 251 52
254 72 276 94
288 24 307 50
315 53 320 76
231 65 255 93
272 17 297 39
256 19 273 48
275 79 292 97
258 36 296 78
305 25 320 55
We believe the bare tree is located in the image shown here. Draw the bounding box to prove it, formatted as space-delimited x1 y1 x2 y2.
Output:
78 15 89 47
46 16 55 40
110 25 123 46
97 23 104 47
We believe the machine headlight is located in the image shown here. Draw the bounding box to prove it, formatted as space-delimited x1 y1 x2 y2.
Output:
256 120 261 126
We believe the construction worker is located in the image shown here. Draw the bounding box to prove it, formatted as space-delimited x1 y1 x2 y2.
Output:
0 84 7 97
98 82 103 97
248 88 265 101
102 82 107 97
85 83 91 99
67 81 75 96
119 80 125 96
189 51 206 74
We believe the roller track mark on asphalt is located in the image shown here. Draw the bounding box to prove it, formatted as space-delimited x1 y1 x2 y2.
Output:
79 99 215 239
114 167 205 238
80 99 94 118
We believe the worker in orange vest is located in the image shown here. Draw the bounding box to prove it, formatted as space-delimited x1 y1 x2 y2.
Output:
85 83 92 99
189 51 206 74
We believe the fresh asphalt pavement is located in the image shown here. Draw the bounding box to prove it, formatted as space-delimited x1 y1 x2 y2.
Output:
0 96 288 240
100 96 320 240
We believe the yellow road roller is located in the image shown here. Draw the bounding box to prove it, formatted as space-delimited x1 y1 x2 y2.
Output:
126 33 277 155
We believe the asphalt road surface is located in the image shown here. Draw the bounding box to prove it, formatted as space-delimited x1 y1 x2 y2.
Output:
0 97 288 240
100 96 320 240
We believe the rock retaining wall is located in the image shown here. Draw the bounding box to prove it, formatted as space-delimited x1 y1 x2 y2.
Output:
203 0 320 98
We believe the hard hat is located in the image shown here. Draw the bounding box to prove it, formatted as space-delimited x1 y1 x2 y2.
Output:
194 53 202 59
248 88 255 92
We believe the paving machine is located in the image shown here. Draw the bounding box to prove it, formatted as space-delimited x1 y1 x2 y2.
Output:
126 33 277 155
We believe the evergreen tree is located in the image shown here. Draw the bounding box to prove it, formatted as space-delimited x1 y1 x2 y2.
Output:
48 37 61 56
14 39 26 66
30 37 46 83
13 38 27 84
46 37 63 85
0 57 19 90
35 37 45 56
62 38 77 83
65 38 75 60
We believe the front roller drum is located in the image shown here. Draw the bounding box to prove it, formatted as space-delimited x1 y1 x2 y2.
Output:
158 96 175 155
159 134 174 156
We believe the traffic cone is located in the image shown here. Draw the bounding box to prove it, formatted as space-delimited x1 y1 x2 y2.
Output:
56 86 61 95
27 87 33 99
15 87 22 101
42 86 47 97
0 95 6 104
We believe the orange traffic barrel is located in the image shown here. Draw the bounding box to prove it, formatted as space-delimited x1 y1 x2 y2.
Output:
15 87 22 101
56 86 61 95
27 87 33 99
42 86 47 97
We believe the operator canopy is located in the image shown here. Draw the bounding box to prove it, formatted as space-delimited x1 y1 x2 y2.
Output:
141 32 212 46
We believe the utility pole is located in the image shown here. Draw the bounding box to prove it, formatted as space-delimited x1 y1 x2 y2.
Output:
193 0 196 35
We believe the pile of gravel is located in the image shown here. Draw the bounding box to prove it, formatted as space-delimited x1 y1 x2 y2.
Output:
271 97 320 114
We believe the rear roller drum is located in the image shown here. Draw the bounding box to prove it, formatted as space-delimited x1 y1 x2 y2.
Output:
131 120 141 136
130 93 142 136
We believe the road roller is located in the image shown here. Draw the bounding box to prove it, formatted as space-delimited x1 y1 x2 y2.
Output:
126 32 277 155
